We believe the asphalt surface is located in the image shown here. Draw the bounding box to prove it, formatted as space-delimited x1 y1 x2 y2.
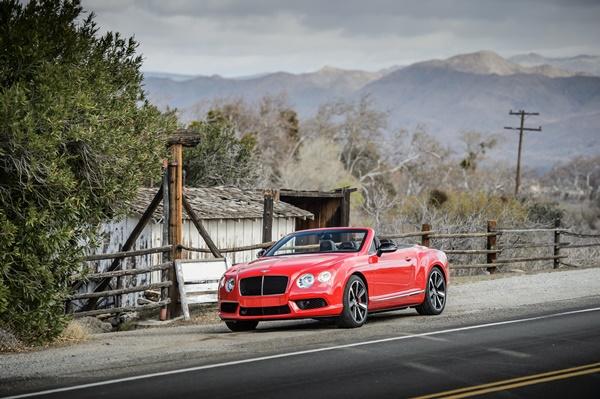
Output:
4 301 600 399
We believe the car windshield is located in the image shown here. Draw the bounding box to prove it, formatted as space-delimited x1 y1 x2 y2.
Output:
266 229 368 256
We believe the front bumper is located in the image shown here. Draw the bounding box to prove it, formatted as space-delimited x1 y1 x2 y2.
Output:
218 288 343 321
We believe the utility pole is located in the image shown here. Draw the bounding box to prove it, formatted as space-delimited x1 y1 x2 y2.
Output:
504 110 542 196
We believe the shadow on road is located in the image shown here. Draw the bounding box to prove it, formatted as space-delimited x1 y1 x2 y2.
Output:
245 309 419 334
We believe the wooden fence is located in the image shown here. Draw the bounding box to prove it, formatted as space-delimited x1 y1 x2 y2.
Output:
67 246 173 318
68 219 600 319
380 219 600 273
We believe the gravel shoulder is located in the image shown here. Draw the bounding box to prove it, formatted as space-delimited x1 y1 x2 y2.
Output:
1 267 599 396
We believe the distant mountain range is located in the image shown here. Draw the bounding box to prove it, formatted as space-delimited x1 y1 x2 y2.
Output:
509 53 600 77
142 51 600 168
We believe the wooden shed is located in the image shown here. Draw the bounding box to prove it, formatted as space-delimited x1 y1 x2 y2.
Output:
98 186 313 263
91 187 313 306
279 187 356 230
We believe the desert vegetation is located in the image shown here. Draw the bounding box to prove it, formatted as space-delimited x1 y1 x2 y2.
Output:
185 94 599 233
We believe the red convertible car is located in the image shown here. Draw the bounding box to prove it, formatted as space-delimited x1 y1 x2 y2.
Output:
218 227 449 332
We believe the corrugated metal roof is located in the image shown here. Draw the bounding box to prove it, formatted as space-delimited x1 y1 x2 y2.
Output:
131 187 314 220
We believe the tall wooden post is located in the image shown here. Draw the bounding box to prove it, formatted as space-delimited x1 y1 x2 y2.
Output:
486 220 497 274
167 144 183 318
262 190 274 243
421 224 431 247
553 218 561 269
164 130 202 319
340 187 351 227
160 162 170 321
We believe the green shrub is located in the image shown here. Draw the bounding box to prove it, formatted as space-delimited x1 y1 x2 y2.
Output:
526 201 564 225
184 111 258 187
397 191 530 227
0 0 175 344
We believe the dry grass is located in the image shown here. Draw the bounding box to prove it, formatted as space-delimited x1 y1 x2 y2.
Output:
0 328 25 353
189 304 220 324
54 320 90 344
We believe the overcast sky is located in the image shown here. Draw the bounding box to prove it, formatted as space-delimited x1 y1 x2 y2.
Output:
83 0 600 77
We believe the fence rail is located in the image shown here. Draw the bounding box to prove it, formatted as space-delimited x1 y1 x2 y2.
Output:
68 281 172 301
71 261 173 281
82 245 172 261
70 299 171 318
179 242 274 254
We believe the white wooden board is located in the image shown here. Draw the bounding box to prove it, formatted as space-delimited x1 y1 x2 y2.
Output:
175 258 230 320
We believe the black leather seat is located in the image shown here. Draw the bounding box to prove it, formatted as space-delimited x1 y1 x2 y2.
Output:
319 240 336 251
338 241 357 250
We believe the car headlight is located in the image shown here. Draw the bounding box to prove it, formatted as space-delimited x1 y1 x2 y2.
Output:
225 278 235 292
318 271 332 283
297 273 315 289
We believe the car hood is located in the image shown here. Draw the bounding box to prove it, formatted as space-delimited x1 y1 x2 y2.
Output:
235 253 351 277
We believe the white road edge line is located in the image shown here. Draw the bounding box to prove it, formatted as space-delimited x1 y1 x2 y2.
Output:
4 306 600 399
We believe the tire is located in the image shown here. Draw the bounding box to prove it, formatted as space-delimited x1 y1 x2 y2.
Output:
337 275 368 328
225 320 259 332
416 267 447 316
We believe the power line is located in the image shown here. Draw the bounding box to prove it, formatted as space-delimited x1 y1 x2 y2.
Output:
504 110 542 196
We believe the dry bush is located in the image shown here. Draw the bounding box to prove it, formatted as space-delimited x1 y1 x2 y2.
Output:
278 138 356 190
54 320 90 344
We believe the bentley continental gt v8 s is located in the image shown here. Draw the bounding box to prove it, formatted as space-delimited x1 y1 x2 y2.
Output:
218 227 448 331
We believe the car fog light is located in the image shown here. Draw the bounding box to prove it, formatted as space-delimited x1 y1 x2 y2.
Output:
318 271 332 283
225 278 235 292
297 273 315 288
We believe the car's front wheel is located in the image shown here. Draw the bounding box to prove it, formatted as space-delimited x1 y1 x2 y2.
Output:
337 275 368 328
225 320 259 332
416 267 446 315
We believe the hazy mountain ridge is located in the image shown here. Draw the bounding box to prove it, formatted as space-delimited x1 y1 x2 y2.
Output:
509 53 600 76
143 66 386 114
419 50 577 77
143 51 600 167
360 62 600 165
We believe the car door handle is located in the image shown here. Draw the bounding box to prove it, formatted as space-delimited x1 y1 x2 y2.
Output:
405 257 412 261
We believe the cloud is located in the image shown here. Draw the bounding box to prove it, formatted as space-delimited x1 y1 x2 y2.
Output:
82 0 600 76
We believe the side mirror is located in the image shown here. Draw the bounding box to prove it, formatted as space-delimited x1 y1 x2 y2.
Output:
377 242 397 257
257 249 267 258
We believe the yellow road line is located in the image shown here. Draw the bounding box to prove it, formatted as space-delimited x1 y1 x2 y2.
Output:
411 362 600 399
442 367 600 398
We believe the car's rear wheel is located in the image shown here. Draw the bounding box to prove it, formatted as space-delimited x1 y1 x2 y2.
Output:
225 320 259 332
416 267 446 315
337 275 368 328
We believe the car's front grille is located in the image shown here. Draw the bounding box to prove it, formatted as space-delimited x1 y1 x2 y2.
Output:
239 305 291 316
239 277 262 295
240 276 288 296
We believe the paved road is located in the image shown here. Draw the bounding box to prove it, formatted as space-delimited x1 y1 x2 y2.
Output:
4 303 600 399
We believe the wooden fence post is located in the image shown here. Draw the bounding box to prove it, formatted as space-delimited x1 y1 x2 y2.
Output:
167 145 183 318
160 163 170 321
262 190 274 243
421 224 431 247
340 187 351 227
486 220 497 274
554 218 561 269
